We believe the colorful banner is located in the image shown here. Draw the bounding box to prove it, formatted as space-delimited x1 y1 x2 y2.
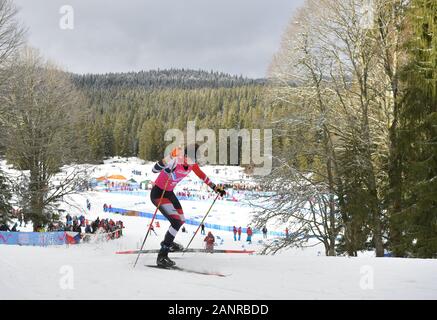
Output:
0 231 80 246
107 207 286 237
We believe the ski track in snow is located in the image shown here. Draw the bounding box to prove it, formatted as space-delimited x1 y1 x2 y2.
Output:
1 158 437 299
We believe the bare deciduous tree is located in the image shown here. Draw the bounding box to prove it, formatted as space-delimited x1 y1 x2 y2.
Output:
0 48 89 229
257 0 409 256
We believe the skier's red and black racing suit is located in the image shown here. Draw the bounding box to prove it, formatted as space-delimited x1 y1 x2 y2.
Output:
151 159 215 249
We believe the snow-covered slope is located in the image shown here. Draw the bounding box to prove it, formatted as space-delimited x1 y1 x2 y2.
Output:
1 240 437 299
1 158 436 299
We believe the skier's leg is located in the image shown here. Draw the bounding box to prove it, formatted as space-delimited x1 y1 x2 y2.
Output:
150 187 185 267
156 192 185 250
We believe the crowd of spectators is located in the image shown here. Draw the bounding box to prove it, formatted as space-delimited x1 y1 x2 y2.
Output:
64 214 124 239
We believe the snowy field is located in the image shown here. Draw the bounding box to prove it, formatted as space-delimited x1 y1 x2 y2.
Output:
1 158 437 300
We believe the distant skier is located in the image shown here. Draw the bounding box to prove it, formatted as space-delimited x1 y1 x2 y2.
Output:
204 231 215 253
150 144 226 268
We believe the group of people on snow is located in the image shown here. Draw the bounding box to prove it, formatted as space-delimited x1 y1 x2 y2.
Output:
102 203 113 212
0 222 19 232
232 226 256 243
60 214 125 241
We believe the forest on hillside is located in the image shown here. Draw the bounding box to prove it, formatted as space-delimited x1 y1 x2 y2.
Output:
77 72 273 162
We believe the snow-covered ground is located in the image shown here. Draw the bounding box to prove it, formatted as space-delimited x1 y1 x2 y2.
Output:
1 158 437 300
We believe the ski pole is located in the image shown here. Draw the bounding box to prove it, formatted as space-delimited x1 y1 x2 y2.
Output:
183 193 220 254
133 177 170 268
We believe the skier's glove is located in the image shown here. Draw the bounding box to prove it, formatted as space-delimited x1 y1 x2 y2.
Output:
210 183 226 197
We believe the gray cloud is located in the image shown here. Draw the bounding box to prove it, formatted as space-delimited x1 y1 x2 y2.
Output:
14 0 303 78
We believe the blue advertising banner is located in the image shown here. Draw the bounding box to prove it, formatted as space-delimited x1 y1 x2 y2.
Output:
107 207 286 237
0 231 74 246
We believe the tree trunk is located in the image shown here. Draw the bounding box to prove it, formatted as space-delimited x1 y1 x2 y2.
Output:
29 166 46 231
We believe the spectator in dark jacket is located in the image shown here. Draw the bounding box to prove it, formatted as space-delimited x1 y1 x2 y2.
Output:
66 213 72 226
85 222 92 234
262 226 268 239
72 221 81 233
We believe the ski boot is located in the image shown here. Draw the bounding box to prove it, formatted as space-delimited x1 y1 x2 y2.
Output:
168 241 184 252
157 244 176 268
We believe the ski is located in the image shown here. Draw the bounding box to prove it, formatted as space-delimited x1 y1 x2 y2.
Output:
146 265 229 277
117 248 255 255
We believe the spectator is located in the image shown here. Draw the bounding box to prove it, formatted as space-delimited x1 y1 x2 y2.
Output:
237 226 242 241
204 231 215 253
79 215 85 227
262 226 268 239
233 226 237 241
246 227 253 244
66 213 72 226
118 221 124 237
11 223 18 232
103 203 108 212
18 212 24 227
85 222 92 234
285 227 289 238
72 221 81 233
201 223 205 235
0 223 10 231
181 226 186 233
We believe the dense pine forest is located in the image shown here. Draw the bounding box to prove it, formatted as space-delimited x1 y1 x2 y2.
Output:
75 69 273 163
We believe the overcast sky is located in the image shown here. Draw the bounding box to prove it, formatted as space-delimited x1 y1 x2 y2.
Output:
13 0 303 78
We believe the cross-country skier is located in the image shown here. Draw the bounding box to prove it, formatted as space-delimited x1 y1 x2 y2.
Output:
150 144 226 268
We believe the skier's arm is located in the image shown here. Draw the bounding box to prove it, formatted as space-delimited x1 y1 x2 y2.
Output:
192 164 226 196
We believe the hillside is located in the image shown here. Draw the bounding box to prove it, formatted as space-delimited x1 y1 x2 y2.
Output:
72 69 267 91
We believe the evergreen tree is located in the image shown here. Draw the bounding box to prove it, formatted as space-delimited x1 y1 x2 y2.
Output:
394 0 437 257
0 169 12 225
